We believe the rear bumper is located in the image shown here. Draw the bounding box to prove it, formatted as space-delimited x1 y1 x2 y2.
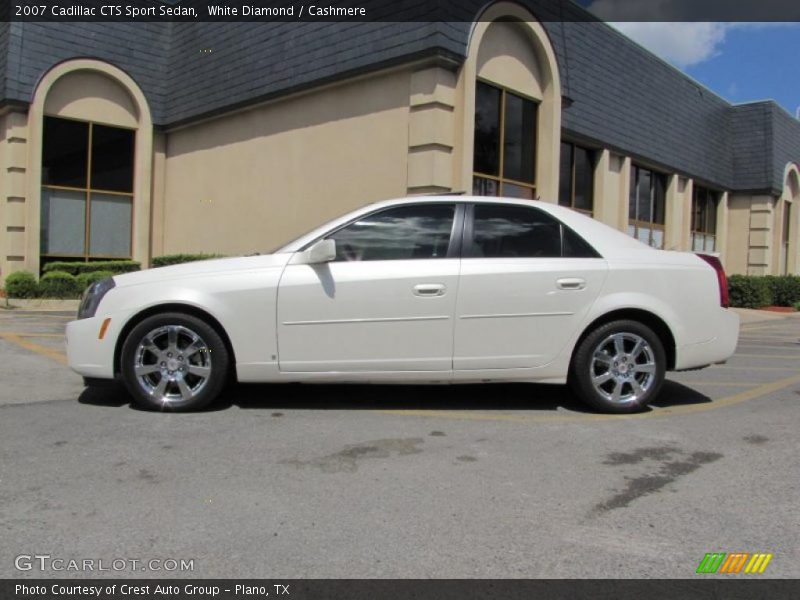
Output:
675 308 740 370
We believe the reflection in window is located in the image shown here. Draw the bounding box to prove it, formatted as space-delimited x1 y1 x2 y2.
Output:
473 81 538 198
559 142 595 215
691 185 719 253
328 204 455 261
41 116 135 262
470 205 561 258
628 165 667 249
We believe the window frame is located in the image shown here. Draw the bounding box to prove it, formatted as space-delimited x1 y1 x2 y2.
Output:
40 115 136 262
463 202 601 259
304 202 465 261
559 141 596 216
691 184 720 253
472 79 539 199
628 164 667 249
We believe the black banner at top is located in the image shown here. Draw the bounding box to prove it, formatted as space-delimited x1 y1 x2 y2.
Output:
4 0 800 22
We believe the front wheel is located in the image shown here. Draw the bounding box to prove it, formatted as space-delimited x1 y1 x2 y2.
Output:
569 320 666 414
120 312 229 411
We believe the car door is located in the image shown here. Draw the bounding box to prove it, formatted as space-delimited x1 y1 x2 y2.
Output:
454 203 608 370
277 203 462 372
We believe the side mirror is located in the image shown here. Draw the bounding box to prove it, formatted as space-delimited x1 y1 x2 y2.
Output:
292 239 336 265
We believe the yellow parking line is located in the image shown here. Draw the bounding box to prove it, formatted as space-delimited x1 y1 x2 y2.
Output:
0 333 67 366
741 324 795 332
739 335 800 341
736 344 800 350
0 312 73 319
714 365 797 371
0 331 64 338
671 381 759 387
375 371 800 423
732 353 800 360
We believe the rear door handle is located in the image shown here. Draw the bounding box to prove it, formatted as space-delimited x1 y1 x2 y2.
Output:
413 283 446 297
556 278 586 291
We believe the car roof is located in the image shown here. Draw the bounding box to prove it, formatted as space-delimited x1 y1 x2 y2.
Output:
278 195 658 258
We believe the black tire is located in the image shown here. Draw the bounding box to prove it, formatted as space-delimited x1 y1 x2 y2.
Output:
569 319 666 414
120 312 229 411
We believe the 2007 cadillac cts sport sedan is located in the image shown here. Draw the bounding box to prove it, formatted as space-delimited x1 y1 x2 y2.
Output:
66 197 739 414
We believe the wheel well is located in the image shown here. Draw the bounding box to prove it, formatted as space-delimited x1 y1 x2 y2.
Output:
113 304 238 380
572 309 676 371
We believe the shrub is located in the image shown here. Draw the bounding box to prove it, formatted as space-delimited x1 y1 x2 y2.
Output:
76 270 115 293
152 253 225 267
763 275 800 307
727 275 773 309
42 260 140 276
38 271 80 299
3 271 39 298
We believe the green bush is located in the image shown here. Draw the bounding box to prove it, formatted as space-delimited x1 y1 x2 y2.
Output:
38 271 80 299
76 270 115 293
763 275 800 307
3 271 39 298
727 275 773 309
42 260 140 276
152 254 225 267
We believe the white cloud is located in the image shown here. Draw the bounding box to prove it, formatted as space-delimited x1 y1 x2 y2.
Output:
588 0 799 69
605 22 729 69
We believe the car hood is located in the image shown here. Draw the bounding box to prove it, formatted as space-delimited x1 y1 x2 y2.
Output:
112 254 292 288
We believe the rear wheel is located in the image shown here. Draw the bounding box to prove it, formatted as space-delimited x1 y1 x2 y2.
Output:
120 312 229 411
569 320 666 413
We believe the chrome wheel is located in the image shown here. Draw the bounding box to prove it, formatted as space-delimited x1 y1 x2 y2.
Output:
133 325 212 407
589 332 656 406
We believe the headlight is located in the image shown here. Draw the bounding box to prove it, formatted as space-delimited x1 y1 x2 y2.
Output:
77 277 116 320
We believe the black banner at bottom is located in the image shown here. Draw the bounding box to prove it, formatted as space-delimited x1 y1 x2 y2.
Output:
3 579 800 600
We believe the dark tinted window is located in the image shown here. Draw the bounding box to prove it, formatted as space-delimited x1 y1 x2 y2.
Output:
558 142 573 207
91 124 135 192
328 204 455 262
42 117 89 188
470 205 561 258
502 92 536 183
563 226 600 258
473 82 501 176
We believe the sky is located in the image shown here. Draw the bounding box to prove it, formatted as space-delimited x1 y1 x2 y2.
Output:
578 1 800 116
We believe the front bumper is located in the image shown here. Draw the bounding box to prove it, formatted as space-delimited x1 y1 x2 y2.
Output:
65 316 119 379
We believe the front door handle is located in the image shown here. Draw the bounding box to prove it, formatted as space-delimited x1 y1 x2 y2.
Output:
413 283 446 297
556 278 586 290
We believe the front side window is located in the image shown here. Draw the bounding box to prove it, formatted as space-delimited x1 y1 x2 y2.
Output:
559 142 595 215
473 81 538 199
628 165 667 249
41 116 135 261
691 185 720 252
468 204 599 259
327 204 455 262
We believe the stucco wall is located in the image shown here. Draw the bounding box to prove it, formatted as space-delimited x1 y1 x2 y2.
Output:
160 69 412 255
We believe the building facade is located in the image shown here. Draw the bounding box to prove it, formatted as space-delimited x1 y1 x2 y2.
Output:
1 1 799 284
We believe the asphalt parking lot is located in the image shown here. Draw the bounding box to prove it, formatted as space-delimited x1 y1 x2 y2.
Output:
0 308 798 579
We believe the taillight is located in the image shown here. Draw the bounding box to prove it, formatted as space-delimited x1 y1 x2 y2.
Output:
697 253 729 308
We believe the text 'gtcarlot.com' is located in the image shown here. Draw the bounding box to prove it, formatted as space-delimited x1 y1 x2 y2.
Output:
14 554 194 572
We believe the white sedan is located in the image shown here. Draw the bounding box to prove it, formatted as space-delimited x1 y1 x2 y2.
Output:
66 196 739 413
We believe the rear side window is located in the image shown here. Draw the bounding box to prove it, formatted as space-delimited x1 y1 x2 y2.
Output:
327 204 455 262
563 225 601 258
469 205 561 258
468 204 600 259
